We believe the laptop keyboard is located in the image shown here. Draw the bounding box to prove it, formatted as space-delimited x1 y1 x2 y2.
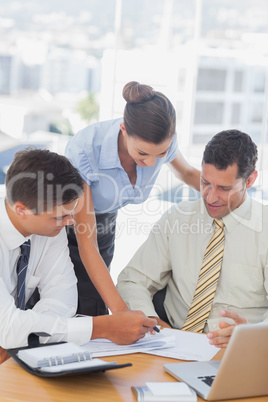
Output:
198 375 216 387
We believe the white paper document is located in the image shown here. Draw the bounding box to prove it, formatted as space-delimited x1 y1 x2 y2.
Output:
81 328 218 361
82 332 176 357
144 328 218 361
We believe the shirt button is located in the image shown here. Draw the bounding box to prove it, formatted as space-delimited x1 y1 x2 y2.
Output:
212 324 217 329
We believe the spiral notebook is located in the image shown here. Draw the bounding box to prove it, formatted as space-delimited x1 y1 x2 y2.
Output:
7 333 132 377
18 342 92 369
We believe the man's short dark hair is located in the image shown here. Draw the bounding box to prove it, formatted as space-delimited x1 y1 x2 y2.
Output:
5 148 84 213
202 129 258 179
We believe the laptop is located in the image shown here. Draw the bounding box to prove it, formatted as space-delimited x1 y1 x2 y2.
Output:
164 323 268 401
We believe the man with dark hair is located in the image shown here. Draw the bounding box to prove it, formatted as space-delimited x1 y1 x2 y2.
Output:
0 148 156 363
203 129 258 179
117 130 268 348
5 148 84 214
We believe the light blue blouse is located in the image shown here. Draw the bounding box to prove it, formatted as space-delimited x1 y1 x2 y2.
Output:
65 118 178 213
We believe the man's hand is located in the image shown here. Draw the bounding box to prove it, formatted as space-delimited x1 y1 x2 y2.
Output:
149 316 172 329
207 310 247 348
92 310 157 345
0 347 10 364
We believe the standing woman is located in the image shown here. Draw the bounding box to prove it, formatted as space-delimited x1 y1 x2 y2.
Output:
66 81 200 316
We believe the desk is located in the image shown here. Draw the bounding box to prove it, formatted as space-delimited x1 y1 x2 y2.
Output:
0 351 266 402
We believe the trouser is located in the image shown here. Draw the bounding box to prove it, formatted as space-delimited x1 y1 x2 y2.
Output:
152 286 172 326
66 212 118 316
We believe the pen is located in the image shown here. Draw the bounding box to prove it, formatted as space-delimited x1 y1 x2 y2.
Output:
153 326 160 333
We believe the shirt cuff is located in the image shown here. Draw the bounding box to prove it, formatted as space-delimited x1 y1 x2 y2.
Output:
66 316 93 345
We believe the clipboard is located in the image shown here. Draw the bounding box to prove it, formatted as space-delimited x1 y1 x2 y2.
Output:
7 332 132 378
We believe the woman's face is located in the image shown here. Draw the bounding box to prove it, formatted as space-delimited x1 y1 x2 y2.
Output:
120 124 173 167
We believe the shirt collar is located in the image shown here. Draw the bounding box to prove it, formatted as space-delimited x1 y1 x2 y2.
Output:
222 195 258 233
99 118 123 169
200 194 253 233
0 198 31 251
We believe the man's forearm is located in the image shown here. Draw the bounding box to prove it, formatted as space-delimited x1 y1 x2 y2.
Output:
0 347 10 364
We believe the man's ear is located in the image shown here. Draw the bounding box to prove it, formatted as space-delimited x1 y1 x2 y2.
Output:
246 170 258 189
14 202 30 218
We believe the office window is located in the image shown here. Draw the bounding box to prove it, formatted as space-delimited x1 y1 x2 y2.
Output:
253 70 265 93
196 68 226 91
0 56 12 94
249 129 261 144
251 102 263 123
233 70 243 92
231 103 241 124
193 132 215 144
194 101 224 124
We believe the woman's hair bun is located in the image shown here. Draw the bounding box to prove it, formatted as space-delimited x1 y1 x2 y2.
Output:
122 81 155 103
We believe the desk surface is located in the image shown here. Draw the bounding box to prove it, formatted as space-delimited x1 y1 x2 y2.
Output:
0 351 266 402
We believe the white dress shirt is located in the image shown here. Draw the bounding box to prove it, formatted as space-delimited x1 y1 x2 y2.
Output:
0 198 92 348
117 196 268 332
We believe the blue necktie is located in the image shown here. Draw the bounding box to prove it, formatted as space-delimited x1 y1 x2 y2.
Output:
17 239 31 310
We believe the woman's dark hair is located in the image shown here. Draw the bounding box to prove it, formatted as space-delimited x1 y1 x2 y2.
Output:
6 148 84 214
202 129 258 179
122 81 176 144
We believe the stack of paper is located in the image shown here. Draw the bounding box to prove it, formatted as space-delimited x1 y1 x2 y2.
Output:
81 328 218 361
82 331 176 357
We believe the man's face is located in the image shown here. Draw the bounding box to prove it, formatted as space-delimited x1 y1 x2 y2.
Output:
22 199 78 237
201 163 253 219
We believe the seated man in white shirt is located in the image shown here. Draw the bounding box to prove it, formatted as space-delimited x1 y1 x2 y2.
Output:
117 129 268 348
0 148 156 363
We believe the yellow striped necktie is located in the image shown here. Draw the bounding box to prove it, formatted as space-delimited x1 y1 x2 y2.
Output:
181 218 225 333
